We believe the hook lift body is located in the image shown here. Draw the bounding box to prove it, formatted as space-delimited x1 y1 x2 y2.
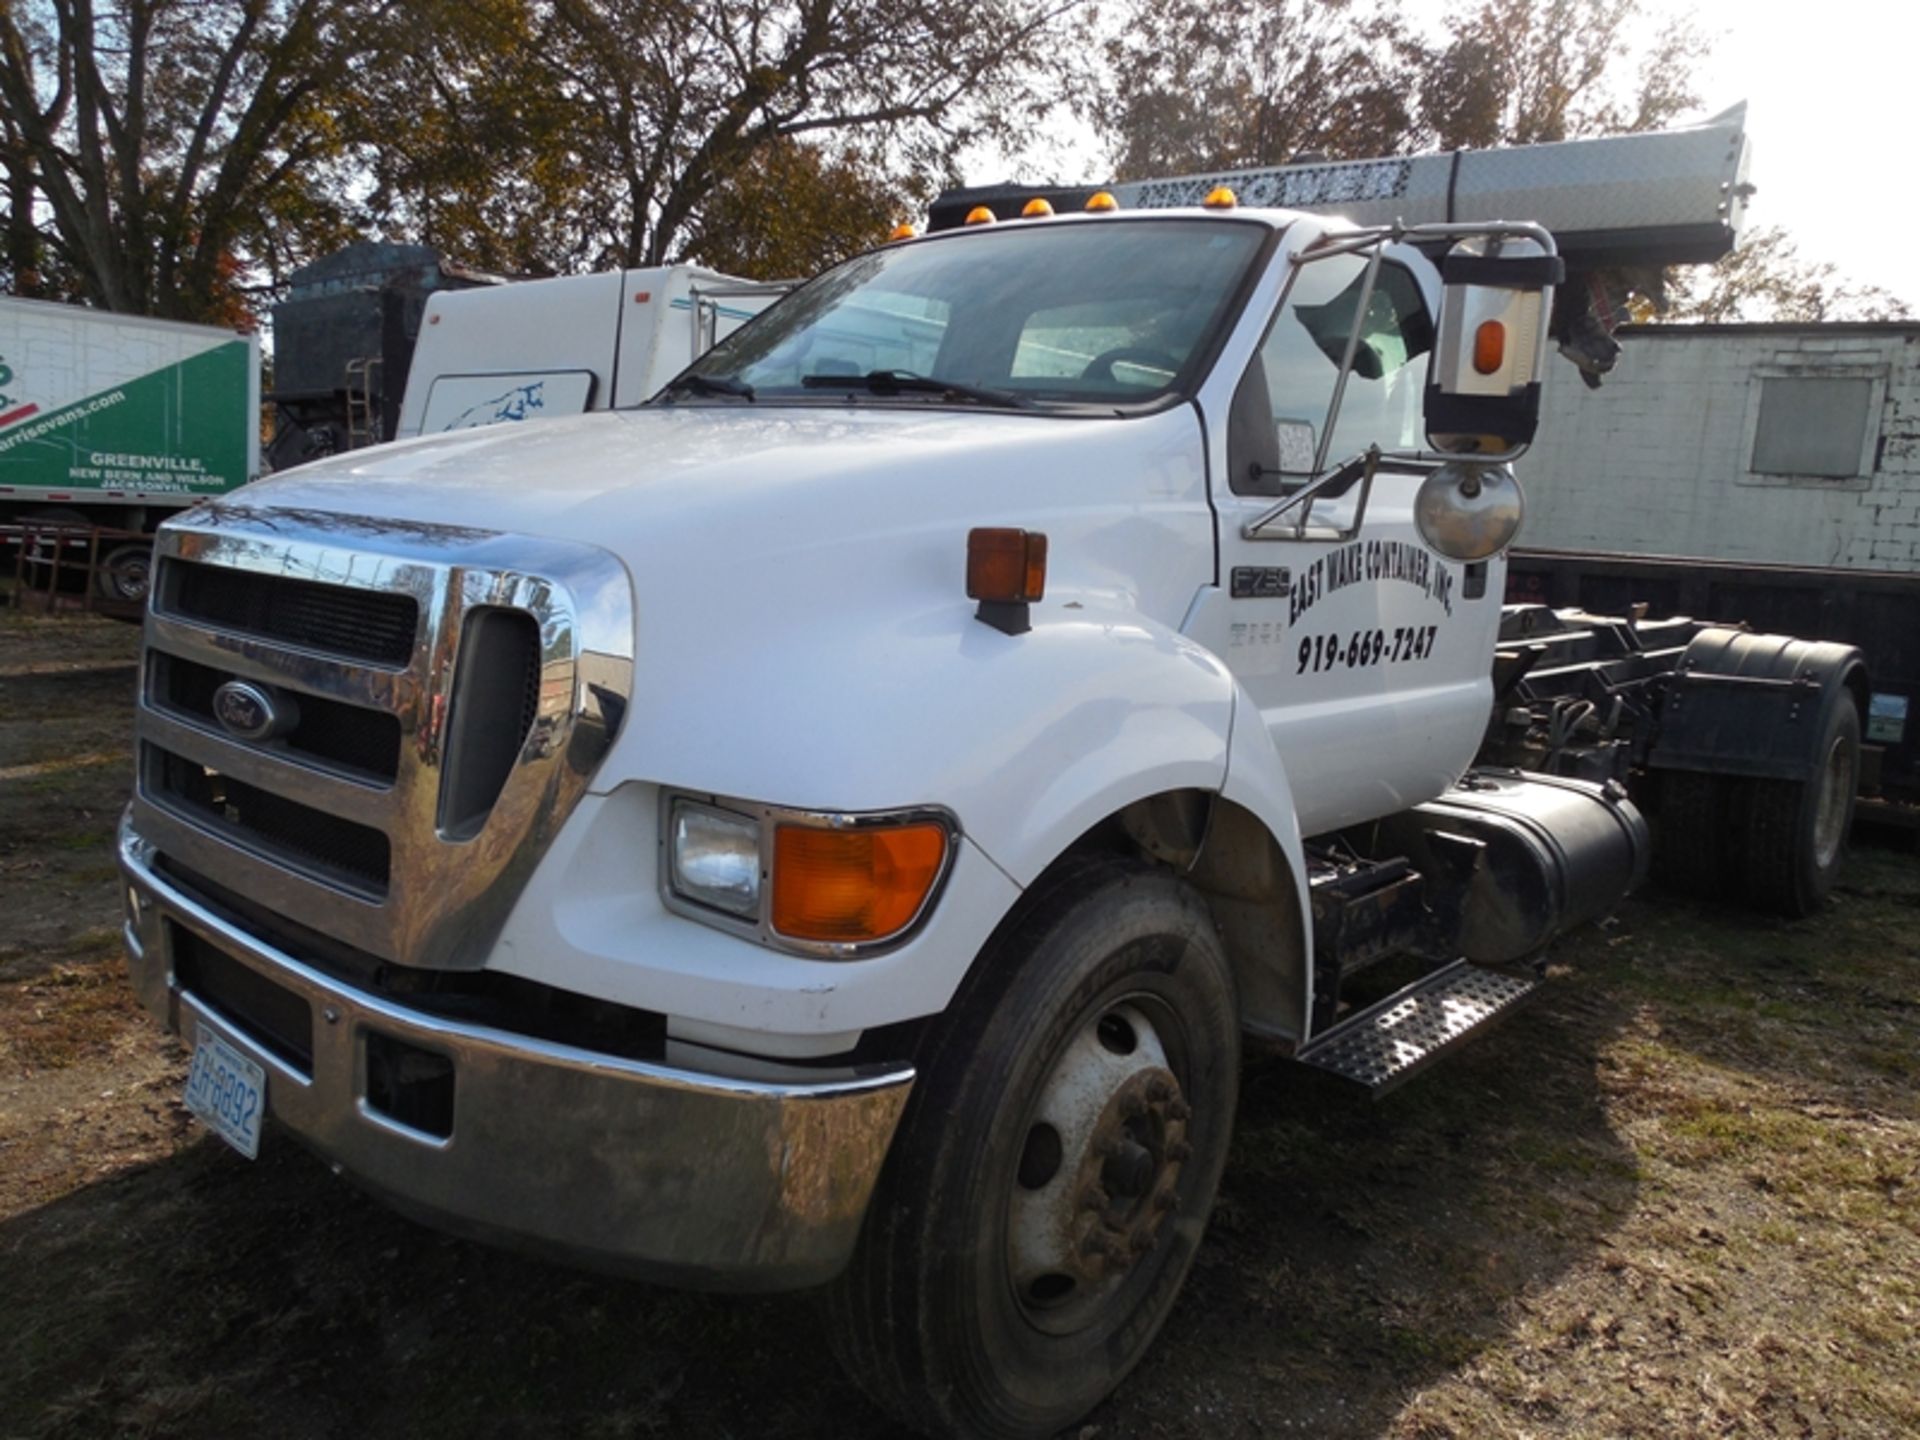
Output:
118 111 1863 1438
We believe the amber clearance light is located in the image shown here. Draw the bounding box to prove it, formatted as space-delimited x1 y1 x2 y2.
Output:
966 526 1047 636
1473 320 1507 375
771 823 949 944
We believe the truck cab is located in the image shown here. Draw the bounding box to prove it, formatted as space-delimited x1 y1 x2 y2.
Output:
123 197 1674 1439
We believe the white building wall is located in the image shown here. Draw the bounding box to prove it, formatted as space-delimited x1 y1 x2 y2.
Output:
1517 324 1920 573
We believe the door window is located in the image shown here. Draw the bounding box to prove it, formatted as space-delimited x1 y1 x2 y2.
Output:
1228 253 1434 495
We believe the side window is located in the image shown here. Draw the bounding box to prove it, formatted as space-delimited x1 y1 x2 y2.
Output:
1228 254 1434 496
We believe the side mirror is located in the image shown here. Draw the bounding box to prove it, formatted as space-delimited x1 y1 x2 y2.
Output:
1415 460 1524 561
1424 236 1562 457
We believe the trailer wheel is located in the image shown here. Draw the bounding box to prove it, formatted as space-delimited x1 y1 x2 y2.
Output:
95 542 153 604
1653 770 1731 897
1728 695 1861 918
827 859 1238 1440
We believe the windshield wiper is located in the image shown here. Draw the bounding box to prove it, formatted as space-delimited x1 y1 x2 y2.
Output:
800 369 1031 409
663 372 755 401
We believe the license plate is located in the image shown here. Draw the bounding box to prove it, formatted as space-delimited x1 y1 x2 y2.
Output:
183 1025 267 1159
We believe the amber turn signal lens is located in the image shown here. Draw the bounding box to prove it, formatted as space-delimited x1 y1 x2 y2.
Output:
1472 320 1506 375
771 823 949 943
966 527 1047 603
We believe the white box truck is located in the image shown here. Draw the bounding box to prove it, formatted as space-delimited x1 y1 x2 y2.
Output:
0 296 261 600
393 265 788 441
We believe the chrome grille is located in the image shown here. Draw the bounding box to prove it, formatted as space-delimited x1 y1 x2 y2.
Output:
144 744 393 895
131 506 634 970
152 651 403 781
162 557 420 666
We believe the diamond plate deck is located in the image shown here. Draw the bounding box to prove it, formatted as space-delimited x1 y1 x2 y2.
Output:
1297 960 1539 1095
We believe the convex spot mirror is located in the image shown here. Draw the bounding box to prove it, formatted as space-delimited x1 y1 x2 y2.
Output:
1424 236 1562 457
1415 461 1524 561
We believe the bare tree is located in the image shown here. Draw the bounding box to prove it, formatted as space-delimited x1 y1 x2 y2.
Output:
365 0 1083 274
1669 226 1913 324
1420 0 1706 150
0 0 393 320
1099 0 1421 178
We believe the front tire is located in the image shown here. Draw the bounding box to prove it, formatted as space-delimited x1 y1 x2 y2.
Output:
828 859 1238 1440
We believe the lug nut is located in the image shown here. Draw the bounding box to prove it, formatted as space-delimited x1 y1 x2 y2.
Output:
1080 1186 1111 1212
1145 1076 1174 1102
1120 1093 1147 1120
1166 1099 1193 1122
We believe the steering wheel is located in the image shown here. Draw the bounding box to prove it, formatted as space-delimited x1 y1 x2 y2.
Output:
1079 346 1182 385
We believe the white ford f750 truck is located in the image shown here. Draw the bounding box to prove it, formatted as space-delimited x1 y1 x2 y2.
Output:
119 121 1865 1440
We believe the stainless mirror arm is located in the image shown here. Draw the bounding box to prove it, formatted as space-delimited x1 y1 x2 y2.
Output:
1311 218 1560 256
1311 243 1386 478
1243 446 1382 541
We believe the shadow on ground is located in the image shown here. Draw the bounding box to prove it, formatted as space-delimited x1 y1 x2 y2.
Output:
0 961 1642 1440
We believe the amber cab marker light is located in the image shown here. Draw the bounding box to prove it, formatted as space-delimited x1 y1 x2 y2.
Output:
965 205 997 225
771 823 949 945
1021 197 1055 218
888 222 917 242
967 527 1047 636
1473 320 1507 376
1085 191 1119 213
1202 186 1237 209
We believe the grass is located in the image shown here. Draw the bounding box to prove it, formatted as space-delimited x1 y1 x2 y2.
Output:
1 610 1917 1438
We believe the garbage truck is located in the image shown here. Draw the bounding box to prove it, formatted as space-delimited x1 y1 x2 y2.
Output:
118 111 1866 1438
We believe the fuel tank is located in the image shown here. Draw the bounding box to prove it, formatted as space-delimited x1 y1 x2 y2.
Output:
1377 769 1650 965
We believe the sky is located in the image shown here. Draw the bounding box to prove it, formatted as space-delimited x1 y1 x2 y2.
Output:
967 0 1920 312
1684 0 1920 309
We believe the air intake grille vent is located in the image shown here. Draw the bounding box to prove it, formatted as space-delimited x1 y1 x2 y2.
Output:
164 559 419 666
145 744 392 896
153 653 403 782
438 607 543 840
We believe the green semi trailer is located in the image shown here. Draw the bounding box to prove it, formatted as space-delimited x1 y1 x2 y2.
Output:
0 296 260 602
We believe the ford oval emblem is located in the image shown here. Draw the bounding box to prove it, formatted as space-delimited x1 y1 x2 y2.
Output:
212 680 294 742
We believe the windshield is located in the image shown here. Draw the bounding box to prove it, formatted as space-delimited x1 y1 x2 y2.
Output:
661 218 1270 411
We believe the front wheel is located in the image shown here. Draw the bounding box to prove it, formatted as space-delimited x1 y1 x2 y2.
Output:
828 859 1239 1440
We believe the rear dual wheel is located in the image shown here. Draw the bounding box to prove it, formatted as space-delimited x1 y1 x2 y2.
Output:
1655 693 1861 917
828 859 1238 1440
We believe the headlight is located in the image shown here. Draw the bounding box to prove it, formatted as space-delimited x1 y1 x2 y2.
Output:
662 792 956 955
668 800 761 919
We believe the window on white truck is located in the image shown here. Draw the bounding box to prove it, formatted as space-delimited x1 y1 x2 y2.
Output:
664 219 1269 412
1228 253 1434 496
1749 374 1877 480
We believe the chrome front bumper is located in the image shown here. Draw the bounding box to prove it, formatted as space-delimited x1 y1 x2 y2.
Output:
119 817 914 1291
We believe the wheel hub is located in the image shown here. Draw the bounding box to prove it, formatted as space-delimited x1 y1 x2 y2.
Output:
1007 1002 1192 1321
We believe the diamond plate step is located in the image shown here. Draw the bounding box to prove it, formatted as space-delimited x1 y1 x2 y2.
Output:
1296 959 1539 1095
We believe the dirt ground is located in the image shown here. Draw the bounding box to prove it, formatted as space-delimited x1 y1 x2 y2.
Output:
2 609 1917 1440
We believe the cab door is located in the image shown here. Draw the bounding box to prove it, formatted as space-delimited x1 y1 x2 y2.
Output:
1183 245 1505 836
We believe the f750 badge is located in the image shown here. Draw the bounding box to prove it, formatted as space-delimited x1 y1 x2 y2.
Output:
1230 566 1291 599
